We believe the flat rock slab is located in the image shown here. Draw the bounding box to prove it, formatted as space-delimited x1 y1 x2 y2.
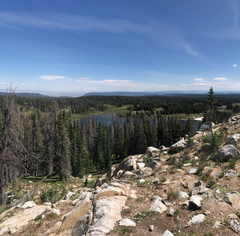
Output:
0 205 51 235
119 219 136 227
162 230 174 236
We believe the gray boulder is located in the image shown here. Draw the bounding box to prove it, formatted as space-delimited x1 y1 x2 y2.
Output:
187 214 205 226
199 122 214 132
218 145 240 161
119 171 138 180
149 161 161 170
162 230 174 236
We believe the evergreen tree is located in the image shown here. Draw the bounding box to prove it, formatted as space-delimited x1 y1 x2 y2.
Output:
54 111 71 181
207 87 216 136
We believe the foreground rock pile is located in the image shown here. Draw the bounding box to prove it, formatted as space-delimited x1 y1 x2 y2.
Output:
2 115 240 235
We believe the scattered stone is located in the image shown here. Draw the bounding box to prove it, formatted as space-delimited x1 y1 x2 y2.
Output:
188 168 197 174
224 170 237 177
152 178 160 185
187 214 205 226
224 191 240 209
119 171 138 180
229 214 238 219
216 189 221 194
162 229 174 236
137 162 145 169
183 163 192 167
46 208 60 216
149 161 161 170
125 159 137 171
148 225 154 231
168 207 175 217
146 146 160 154
64 191 75 200
194 156 199 160
210 171 222 178
188 196 202 210
178 191 189 199
149 196 167 213
231 219 240 231
119 219 136 227
139 179 145 183
212 221 221 229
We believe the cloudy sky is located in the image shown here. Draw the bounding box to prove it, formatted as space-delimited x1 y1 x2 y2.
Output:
0 0 240 95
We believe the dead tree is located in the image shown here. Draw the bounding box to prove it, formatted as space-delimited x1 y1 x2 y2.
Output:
0 88 26 205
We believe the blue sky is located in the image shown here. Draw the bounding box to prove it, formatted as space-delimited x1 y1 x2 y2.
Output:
0 0 240 96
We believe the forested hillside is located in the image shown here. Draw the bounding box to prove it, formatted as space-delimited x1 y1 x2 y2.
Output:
0 89 238 205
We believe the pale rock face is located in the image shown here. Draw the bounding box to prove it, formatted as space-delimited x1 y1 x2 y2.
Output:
0 205 51 235
87 196 127 235
19 201 36 209
187 214 205 226
119 218 136 227
60 192 92 231
149 196 167 213
94 181 130 202
224 191 240 209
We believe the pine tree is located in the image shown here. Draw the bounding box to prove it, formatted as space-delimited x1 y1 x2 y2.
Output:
207 87 216 136
54 111 71 181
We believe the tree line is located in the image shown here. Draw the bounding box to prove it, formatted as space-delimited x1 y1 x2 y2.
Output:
0 89 234 205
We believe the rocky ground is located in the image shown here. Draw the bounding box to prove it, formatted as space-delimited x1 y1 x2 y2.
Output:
1 115 240 235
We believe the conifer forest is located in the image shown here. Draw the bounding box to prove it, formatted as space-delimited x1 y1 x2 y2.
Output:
0 89 238 205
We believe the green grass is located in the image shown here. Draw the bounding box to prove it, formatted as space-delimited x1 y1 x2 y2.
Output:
132 210 156 222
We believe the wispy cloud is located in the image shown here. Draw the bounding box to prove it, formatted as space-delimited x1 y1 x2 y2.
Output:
0 11 202 58
0 82 7 85
39 75 67 81
194 78 204 81
233 64 238 67
230 0 239 32
213 77 227 80
182 83 209 86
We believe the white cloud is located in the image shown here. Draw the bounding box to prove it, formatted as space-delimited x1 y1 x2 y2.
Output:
213 77 227 80
21 83 25 85
0 82 7 85
76 77 90 82
182 83 209 86
194 78 204 81
39 75 66 81
233 64 238 67
31 83 34 86
0 12 203 58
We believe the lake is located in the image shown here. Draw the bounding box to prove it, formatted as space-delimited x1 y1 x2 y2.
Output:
80 113 202 132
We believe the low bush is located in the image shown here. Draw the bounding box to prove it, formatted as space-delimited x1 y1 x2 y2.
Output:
132 210 156 222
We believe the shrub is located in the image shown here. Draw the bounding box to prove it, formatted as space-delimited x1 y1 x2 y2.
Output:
40 188 58 203
167 189 179 201
203 135 212 143
34 215 42 221
143 156 153 166
45 212 58 220
121 208 131 215
120 226 133 235
132 210 156 222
